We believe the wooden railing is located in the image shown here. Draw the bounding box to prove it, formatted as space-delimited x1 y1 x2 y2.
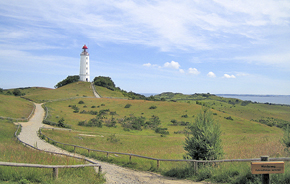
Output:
0 161 101 179
14 125 102 179
39 128 290 173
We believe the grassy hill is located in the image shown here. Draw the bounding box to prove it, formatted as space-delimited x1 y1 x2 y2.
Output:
0 94 34 119
23 82 94 102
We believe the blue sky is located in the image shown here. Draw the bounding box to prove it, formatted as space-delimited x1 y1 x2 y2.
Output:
0 0 290 95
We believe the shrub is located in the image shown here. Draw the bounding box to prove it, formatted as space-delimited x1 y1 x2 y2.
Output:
91 106 96 108
54 75 79 88
13 89 22 96
224 116 233 120
93 76 116 90
124 104 132 108
155 127 169 135
283 125 290 151
78 100 84 104
181 114 188 118
149 105 157 109
107 134 120 143
184 108 223 160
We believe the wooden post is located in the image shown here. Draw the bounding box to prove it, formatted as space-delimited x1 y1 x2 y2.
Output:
74 146 76 153
53 168 58 179
261 156 270 184
194 161 198 175
88 149 90 157
98 166 102 174
157 160 160 169
106 152 109 158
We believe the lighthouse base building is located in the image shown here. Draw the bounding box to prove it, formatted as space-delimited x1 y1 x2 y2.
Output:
79 45 90 82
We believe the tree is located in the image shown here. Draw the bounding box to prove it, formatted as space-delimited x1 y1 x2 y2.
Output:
13 89 22 96
55 75 80 88
282 125 290 153
184 108 223 160
93 76 116 90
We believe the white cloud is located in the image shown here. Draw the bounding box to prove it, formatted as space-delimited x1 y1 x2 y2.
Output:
188 68 200 75
164 61 180 69
179 69 185 73
143 63 151 67
223 74 236 78
207 72 216 78
236 72 249 76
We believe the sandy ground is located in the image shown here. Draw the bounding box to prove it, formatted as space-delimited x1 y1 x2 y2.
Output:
17 103 206 184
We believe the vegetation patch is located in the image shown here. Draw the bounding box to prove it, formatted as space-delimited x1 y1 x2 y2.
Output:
254 116 290 129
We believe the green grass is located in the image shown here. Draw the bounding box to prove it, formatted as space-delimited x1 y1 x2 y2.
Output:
42 97 285 174
23 82 94 102
0 119 104 183
94 86 126 98
0 94 34 119
3 82 289 183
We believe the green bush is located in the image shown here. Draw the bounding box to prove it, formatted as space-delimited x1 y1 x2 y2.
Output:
124 104 132 108
55 75 80 88
93 76 116 90
149 105 157 109
184 108 223 160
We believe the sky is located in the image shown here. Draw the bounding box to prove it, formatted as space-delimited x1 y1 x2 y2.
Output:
0 0 290 95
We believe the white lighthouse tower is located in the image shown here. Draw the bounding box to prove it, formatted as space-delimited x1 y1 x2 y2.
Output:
79 45 90 82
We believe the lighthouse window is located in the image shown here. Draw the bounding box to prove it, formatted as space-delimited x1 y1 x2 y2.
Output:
86 57 88 60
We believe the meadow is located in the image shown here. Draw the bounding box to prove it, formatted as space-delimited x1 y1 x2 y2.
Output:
39 83 290 183
0 94 34 119
3 81 290 183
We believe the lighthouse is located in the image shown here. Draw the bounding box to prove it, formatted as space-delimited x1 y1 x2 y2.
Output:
79 45 90 82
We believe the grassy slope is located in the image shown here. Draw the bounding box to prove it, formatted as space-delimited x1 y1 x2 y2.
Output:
0 119 104 183
23 82 94 102
44 93 284 162
95 86 125 98
0 94 34 119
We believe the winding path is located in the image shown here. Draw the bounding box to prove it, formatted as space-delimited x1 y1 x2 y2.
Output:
17 103 202 184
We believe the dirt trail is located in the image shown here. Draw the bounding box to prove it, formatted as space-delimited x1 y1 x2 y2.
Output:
17 103 204 184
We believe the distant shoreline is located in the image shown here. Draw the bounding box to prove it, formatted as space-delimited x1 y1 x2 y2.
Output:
216 94 290 105
141 93 290 105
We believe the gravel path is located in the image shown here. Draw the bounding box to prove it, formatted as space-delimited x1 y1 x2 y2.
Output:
17 103 203 184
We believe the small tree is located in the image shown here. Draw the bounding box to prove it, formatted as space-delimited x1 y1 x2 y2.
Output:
184 108 223 160
13 89 22 96
282 125 290 153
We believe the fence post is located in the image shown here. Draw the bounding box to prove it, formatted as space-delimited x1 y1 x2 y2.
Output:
157 160 160 169
261 156 270 184
74 146 76 153
129 155 132 163
106 152 109 158
98 166 102 174
194 161 198 175
53 168 58 179
88 149 90 157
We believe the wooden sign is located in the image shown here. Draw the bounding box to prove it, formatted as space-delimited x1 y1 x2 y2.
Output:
251 161 284 174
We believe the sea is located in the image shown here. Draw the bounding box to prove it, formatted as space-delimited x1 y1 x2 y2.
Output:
141 93 290 105
216 94 290 105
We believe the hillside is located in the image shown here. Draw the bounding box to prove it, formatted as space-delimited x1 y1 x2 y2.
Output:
23 82 94 102
39 83 288 160
2 81 290 183
0 94 34 119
